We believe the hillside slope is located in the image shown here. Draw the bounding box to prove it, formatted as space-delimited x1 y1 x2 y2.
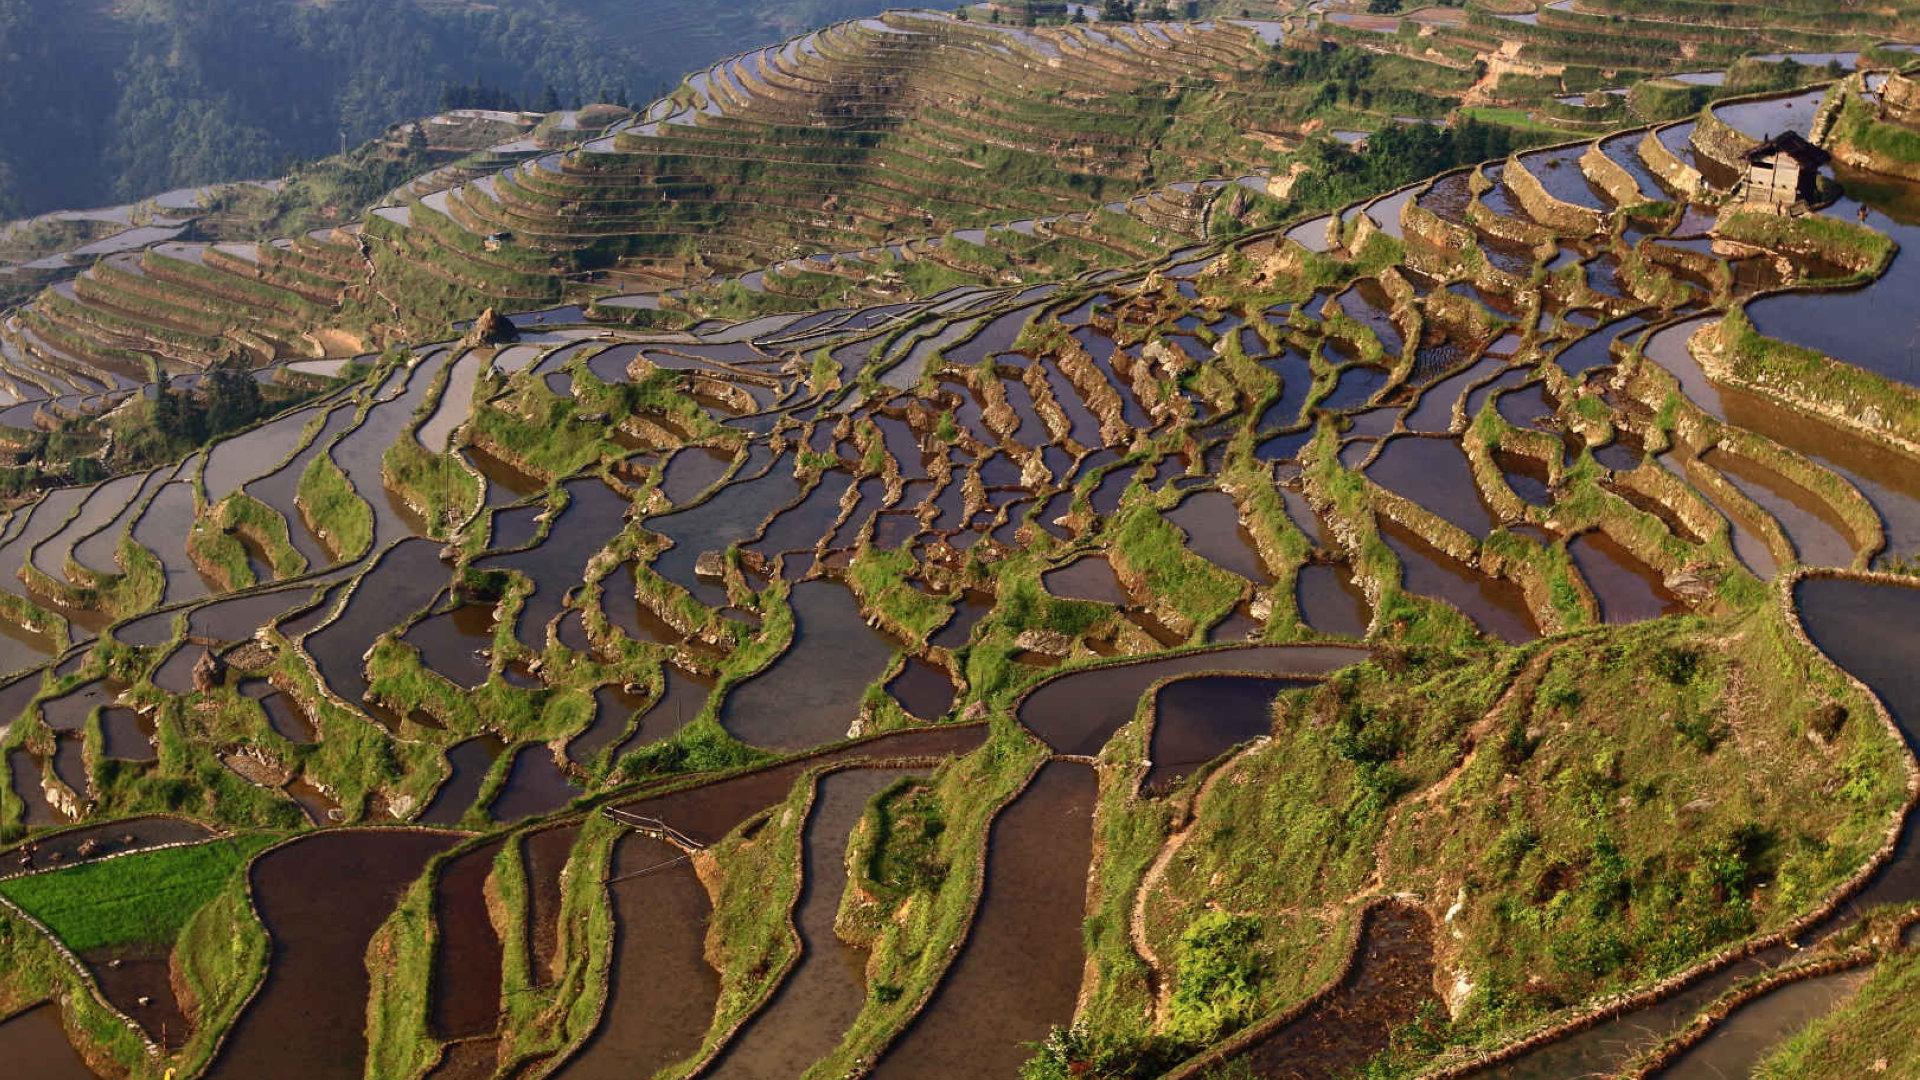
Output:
0 0 912 216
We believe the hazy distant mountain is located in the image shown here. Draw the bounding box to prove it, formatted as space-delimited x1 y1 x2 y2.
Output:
0 0 907 216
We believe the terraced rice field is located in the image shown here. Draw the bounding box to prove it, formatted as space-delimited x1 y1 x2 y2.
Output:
0 4 1917 1079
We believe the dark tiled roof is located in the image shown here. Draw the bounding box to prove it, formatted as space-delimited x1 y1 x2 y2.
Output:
1745 131 1832 167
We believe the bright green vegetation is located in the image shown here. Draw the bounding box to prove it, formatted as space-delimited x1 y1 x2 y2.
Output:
168 867 274 1070
678 773 813 1074
616 719 769 783
0 5 1914 1078
1718 305 1920 451
851 777 950 922
52 537 166 622
383 439 481 539
0 834 277 951
465 380 617 482
212 493 309 579
1035 603 1906 1077
363 860 447 1080
108 362 314 473
0 903 156 1071
1829 90 1920 176
1231 116 1532 239
1715 210 1895 277
197 133 474 244
848 547 955 646
296 452 372 561
1166 911 1268 1046
813 728 1043 1076
962 571 1113 703
1107 503 1244 636
1401 619 1896 1010
187 516 258 591
1456 106 1591 139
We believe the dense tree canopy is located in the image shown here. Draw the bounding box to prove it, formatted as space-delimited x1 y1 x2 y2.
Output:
0 0 904 215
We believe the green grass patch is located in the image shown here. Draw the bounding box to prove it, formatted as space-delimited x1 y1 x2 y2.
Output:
216 493 308 578
0 834 278 951
1108 503 1245 635
811 726 1042 1077
1720 305 1920 451
383 438 481 539
848 547 955 647
1716 208 1894 275
296 452 372 561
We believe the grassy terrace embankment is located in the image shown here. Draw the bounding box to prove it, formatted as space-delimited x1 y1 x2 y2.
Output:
0 9 1917 1080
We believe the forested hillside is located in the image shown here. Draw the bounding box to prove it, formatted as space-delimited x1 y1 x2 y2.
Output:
0 0 907 216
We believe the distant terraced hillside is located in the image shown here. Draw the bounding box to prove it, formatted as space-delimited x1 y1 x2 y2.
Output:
5 4 1919 477
1 48 1920 1076
0 0 916 216
1447 0 1920 73
5 12 1481 384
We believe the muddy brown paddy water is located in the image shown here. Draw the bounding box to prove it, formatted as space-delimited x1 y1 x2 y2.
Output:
209 829 460 1080
1296 562 1371 638
0 816 213 877
556 831 713 1080
1367 436 1498 539
705 767 921 1078
1167 491 1268 582
1021 645 1365 756
886 658 955 721
1224 902 1439 1079
1652 966 1868 1079
84 942 189 1047
660 445 734 505
610 665 717 762
869 761 1097 1079
521 824 580 986
305 539 449 709
1042 553 1129 606
1705 449 1857 569
1380 520 1537 644
567 683 650 766
1569 532 1686 624
560 731 990 1078
403 603 497 689
477 478 630 651
0 1004 96 1078
420 736 507 826
1145 674 1300 791
430 839 506 1040
720 579 897 750
487 745 582 824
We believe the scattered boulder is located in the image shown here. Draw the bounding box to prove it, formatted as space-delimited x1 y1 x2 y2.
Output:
220 750 289 788
192 648 226 693
465 307 519 348
1013 628 1074 658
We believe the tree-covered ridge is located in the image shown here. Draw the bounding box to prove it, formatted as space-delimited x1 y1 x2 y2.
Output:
0 3 1913 1076
0 0 909 217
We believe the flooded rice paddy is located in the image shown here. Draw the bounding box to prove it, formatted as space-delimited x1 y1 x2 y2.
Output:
705 767 921 1078
209 830 460 1079
868 761 1097 1078
3 48 1918 1080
